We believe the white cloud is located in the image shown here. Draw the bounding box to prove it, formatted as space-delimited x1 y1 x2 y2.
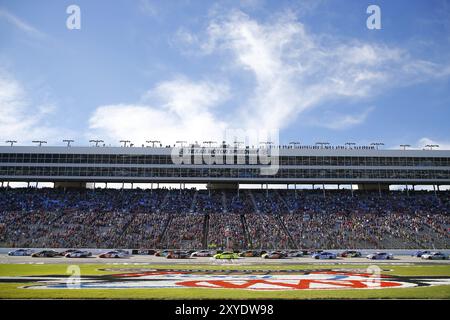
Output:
0 70 62 144
315 107 375 130
199 10 449 131
88 78 230 145
0 8 46 38
416 137 450 150
89 9 450 144
138 0 158 17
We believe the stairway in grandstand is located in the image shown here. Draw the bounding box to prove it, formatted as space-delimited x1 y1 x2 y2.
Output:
248 190 260 214
202 214 210 249
274 214 298 249
154 189 172 213
115 213 138 247
158 214 173 247
274 190 298 249
221 191 228 213
190 191 198 212
240 214 252 248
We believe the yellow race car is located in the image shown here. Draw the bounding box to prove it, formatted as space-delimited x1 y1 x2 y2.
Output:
213 251 240 259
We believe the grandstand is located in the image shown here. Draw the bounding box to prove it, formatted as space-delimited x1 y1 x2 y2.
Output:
0 144 449 250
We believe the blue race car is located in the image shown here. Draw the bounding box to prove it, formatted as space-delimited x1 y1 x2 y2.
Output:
312 252 337 259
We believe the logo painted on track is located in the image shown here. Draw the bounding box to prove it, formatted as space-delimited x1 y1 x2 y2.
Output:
1 269 449 291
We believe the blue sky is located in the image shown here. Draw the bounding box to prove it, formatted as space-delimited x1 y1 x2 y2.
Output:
0 0 449 149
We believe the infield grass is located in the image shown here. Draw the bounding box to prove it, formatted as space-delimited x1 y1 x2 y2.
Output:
0 263 449 299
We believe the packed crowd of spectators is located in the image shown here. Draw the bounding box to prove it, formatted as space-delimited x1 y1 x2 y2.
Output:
279 190 450 249
0 187 449 249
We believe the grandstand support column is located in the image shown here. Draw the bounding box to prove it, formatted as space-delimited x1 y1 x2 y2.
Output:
378 183 381 198
27 181 30 188
351 183 354 197
322 183 325 198
266 183 268 198
406 184 409 197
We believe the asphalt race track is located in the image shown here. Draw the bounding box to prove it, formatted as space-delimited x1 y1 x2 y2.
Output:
2 254 450 265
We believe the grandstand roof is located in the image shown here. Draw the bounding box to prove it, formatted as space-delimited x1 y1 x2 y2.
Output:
1 145 450 157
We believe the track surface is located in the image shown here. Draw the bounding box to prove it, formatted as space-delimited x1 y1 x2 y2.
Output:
2 254 449 265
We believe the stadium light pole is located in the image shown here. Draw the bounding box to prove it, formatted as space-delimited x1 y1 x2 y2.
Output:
345 142 356 149
6 140 17 147
425 144 439 150
315 142 330 149
370 142 384 150
32 140 47 147
233 141 244 149
120 140 130 147
176 140 187 148
260 141 273 149
203 141 217 148
89 139 104 147
289 142 301 149
146 140 161 148
63 139 74 147
400 144 411 150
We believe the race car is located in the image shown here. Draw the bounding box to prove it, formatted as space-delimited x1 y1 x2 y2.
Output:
131 249 157 255
31 250 60 258
238 250 264 257
312 252 337 259
366 252 394 260
190 250 213 257
284 250 304 257
412 250 431 258
166 251 190 259
213 251 239 259
155 250 172 257
421 252 448 260
261 251 286 259
64 250 92 258
8 249 34 256
58 249 78 256
340 250 362 258
98 250 129 258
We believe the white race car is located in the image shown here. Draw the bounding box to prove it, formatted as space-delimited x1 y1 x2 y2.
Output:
366 252 394 260
421 252 448 260
64 250 92 258
190 250 213 257
8 249 34 256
